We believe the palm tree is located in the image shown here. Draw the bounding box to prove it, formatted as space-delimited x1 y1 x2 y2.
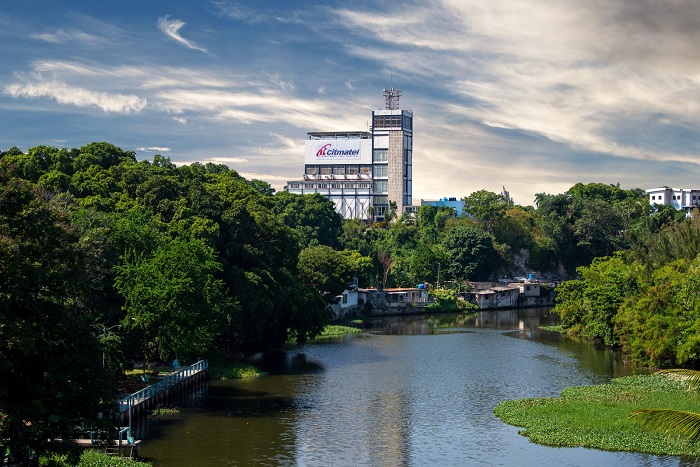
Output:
629 369 700 442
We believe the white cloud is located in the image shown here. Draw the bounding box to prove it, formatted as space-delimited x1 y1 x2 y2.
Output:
137 147 171 152
4 80 147 113
31 29 104 44
208 156 249 164
327 0 700 171
157 16 209 54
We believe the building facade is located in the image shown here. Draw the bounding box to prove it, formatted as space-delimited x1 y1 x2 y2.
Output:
646 186 700 214
286 88 413 221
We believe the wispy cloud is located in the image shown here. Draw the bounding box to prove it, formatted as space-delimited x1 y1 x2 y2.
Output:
137 147 171 152
157 16 208 54
209 156 248 164
328 0 700 167
31 29 104 44
4 79 147 113
212 2 268 24
266 73 295 92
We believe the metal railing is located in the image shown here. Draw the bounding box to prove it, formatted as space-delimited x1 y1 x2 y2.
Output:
118 360 208 413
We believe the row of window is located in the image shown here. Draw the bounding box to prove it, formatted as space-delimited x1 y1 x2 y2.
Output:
306 165 373 176
373 115 413 130
289 182 371 190
651 194 700 201
304 163 397 178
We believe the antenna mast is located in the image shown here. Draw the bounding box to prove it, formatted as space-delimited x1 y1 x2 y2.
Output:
383 86 401 110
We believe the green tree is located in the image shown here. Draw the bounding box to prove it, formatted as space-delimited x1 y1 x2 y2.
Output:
554 254 638 347
0 166 115 460
614 257 700 368
115 236 230 362
269 192 342 249
298 245 356 302
462 189 508 233
442 226 497 281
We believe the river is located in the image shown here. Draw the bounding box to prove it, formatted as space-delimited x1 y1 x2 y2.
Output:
135 309 693 466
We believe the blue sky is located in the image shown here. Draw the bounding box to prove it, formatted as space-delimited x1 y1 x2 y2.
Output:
2 0 700 206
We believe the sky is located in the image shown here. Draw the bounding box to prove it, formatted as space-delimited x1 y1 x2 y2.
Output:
2 0 700 206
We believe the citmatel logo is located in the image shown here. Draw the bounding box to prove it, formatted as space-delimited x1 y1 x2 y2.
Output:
316 144 332 157
316 143 360 158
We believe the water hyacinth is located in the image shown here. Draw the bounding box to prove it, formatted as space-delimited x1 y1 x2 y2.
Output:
494 374 700 457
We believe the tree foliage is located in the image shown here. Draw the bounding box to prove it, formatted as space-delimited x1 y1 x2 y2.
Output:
0 164 115 459
442 226 497 281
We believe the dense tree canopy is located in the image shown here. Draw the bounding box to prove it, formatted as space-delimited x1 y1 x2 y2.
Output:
2 141 688 458
1 142 341 458
0 165 115 458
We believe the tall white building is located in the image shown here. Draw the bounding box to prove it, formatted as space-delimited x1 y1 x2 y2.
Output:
286 88 413 221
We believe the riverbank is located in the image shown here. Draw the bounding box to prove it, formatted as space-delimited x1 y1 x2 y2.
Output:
494 373 700 457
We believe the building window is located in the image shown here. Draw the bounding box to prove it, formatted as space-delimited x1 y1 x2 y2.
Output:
374 165 388 177
320 166 332 175
347 166 358 175
373 180 388 193
373 149 388 162
306 166 318 175
360 165 372 175
333 166 346 175
373 195 388 205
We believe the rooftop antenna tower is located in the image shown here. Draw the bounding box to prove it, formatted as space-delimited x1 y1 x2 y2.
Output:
383 84 401 110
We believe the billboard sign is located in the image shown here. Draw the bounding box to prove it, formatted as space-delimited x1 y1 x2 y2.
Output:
305 139 372 164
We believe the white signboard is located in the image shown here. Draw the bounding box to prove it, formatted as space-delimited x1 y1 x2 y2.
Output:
305 139 372 165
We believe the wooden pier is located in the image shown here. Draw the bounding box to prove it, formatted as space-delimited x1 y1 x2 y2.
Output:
75 427 142 459
117 359 209 429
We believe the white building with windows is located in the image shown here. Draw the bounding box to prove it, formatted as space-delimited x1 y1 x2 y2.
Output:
286 88 413 220
646 186 700 214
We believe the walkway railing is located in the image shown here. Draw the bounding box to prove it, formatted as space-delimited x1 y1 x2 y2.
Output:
118 360 208 413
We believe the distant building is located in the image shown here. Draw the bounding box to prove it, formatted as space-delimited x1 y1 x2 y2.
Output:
286 87 414 221
646 186 700 215
421 197 465 217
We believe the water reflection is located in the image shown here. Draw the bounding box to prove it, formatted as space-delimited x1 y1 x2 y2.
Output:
138 308 681 466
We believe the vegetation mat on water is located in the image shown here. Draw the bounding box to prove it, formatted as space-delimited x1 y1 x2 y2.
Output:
209 362 267 380
40 449 151 466
494 374 700 456
318 325 363 337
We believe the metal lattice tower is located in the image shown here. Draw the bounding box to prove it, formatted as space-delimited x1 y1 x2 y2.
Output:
383 86 401 110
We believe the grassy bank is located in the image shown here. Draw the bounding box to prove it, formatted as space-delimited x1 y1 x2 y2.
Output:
494 374 700 457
